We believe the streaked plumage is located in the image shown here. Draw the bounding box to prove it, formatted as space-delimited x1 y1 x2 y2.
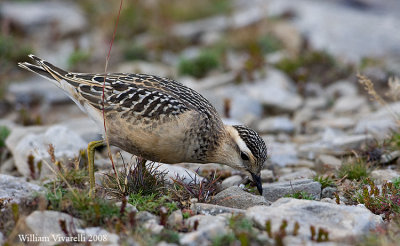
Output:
18 55 267 194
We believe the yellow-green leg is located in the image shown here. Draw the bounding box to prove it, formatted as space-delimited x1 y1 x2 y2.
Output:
87 140 104 197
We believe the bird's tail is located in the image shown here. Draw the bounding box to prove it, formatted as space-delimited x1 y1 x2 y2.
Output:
18 54 69 87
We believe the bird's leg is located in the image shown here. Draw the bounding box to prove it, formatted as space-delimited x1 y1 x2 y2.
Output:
87 140 105 197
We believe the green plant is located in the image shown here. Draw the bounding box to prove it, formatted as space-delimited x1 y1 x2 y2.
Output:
170 170 220 206
275 50 352 85
0 126 10 148
258 34 281 54
45 185 121 226
392 177 400 190
337 158 369 181
284 191 314 200
102 159 167 198
68 50 91 70
178 51 219 78
128 192 178 215
123 43 148 61
356 179 400 219
313 175 335 189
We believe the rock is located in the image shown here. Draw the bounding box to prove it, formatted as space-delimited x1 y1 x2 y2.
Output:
325 80 359 98
154 164 204 185
0 232 3 245
370 169 400 185
167 210 183 228
221 175 243 189
200 84 263 125
185 214 227 230
316 154 342 170
298 133 374 157
262 179 321 202
278 168 316 182
6 125 88 178
245 69 303 113
0 1 87 37
191 203 245 216
180 215 228 246
76 227 119 245
255 116 295 134
213 186 270 209
268 142 299 167
309 117 356 131
266 0 400 62
355 102 400 138
172 2 267 38
12 211 84 245
321 186 338 199
333 96 368 114
0 174 43 210
117 61 175 78
0 158 15 175
115 202 138 213
246 198 383 240
260 169 274 182
136 211 159 224
381 150 400 164
8 77 70 105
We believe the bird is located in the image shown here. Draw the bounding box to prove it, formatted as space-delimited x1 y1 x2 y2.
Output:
18 54 267 195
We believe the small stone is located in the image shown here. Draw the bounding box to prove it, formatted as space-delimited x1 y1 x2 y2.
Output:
136 211 159 224
0 174 43 210
278 168 316 182
213 186 270 209
255 116 295 134
370 169 400 185
321 186 338 199
191 203 245 216
268 142 299 167
115 202 138 213
316 154 342 170
167 210 183 228
185 215 227 230
380 150 400 164
6 125 88 178
180 217 228 246
333 96 367 114
11 211 84 245
262 179 321 202
76 227 119 245
246 198 382 240
260 169 274 182
221 175 243 189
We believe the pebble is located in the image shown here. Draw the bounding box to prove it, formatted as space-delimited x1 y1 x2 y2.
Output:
246 198 382 240
221 175 243 189
262 179 321 202
191 203 245 216
212 186 270 209
278 168 316 182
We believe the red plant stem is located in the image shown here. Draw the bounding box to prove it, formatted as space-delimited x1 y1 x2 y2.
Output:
102 0 124 188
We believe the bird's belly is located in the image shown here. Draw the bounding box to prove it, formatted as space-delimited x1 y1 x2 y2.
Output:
105 111 200 163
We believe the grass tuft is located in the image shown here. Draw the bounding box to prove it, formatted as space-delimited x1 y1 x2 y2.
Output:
284 191 314 200
337 157 369 181
178 51 219 78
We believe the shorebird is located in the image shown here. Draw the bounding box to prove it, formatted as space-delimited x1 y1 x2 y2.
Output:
18 55 267 195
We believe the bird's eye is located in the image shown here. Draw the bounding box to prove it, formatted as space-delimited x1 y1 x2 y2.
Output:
240 151 249 161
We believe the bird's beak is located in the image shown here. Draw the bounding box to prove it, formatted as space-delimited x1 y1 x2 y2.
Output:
251 173 263 195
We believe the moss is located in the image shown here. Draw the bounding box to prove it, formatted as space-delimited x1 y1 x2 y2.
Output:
123 43 148 61
337 158 369 181
178 50 219 78
0 126 10 148
68 50 91 70
258 34 282 54
275 50 352 85
128 192 178 215
313 175 335 189
284 191 314 200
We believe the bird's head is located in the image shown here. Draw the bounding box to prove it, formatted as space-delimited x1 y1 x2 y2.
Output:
211 125 267 195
